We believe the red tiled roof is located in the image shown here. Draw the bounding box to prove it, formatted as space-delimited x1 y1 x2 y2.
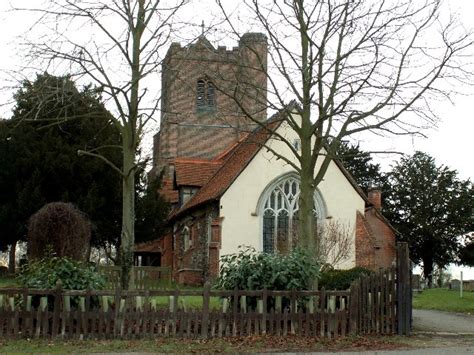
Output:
174 159 222 187
171 119 283 219
166 103 379 221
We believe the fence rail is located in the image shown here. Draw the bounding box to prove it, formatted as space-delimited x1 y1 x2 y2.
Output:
0 286 356 339
0 277 395 339
0 243 411 339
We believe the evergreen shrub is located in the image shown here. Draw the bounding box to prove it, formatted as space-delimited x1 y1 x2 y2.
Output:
319 266 373 290
216 246 320 291
18 256 105 290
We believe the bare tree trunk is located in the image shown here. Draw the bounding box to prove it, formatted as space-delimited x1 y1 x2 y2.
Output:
299 134 319 290
120 134 136 289
118 0 144 290
299 166 315 252
422 254 434 288
8 240 16 274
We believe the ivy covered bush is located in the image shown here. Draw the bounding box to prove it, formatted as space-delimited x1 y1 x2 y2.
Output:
319 267 373 290
18 256 105 290
216 246 320 290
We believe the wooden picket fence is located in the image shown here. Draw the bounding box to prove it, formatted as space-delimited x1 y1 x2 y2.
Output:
0 243 411 339
99 266 172 290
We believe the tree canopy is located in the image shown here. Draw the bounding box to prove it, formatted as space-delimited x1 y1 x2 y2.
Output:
336 141 386 194
383 152 474 285
459 234 474 267
0 73 122 262
135 172 170 246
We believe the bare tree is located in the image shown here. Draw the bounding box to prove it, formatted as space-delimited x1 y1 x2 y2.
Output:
27 202 91 262
317 219 353 269
17 0 187 288
216 0 473 253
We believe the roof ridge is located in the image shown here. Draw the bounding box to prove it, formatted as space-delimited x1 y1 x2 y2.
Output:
213 134 249 161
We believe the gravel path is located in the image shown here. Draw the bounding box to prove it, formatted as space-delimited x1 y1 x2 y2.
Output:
413 309 474 333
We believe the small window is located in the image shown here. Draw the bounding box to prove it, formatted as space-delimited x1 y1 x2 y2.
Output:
196 78 216 112
180 187 199 207
183 227 191 252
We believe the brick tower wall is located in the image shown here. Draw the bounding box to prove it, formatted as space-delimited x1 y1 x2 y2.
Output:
151 33 267 176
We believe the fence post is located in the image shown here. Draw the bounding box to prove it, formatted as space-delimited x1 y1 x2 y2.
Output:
113 286 121 337
232 287 238 336
262 288 267 335
52 280 62 338
396 242 411 335
201 281 211 338
349 280 359 335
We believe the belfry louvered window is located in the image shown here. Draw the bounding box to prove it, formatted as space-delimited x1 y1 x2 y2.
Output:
260 174 326 254
196 78 216 112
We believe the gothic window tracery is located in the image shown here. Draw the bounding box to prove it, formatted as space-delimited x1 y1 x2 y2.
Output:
196 78 216 112
260 174 326 254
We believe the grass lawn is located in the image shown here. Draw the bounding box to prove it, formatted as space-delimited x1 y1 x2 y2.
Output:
413 288 474 313
0 335 421 353
151 295 222 310
0 275 18 288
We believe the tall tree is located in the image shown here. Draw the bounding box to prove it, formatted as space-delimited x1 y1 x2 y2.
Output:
458 233 474 267
216 0 474 255
384 152 474 286
336 141 386 194
0 73 122 271
135 173 170 245
18 0 187 288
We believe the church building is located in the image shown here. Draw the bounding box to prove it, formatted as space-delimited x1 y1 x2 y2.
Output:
136 33 397 285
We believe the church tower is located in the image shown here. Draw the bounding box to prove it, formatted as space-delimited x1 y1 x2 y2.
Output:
150 33 268 179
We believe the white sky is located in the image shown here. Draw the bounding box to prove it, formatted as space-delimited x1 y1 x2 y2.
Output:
0 1 472 278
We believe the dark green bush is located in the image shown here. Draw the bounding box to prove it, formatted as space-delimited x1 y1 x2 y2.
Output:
319 267 373 290
216 246 320 291
18 256 105 290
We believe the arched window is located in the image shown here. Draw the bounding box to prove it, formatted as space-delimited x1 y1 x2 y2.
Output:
259 174 326 254
196 78 216 112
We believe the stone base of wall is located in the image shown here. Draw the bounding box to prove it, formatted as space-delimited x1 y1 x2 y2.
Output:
178 268 203 286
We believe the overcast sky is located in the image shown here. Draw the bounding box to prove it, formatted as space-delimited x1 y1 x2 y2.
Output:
0 0 472 180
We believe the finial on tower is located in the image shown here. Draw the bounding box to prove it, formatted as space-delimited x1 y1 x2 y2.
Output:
201 20 205 35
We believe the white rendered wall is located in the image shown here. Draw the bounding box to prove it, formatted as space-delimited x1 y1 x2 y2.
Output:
219 118 365 269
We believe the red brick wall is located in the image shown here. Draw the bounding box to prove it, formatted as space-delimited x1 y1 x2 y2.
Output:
355 210 396 271
209 217 223 279
355 212 376 270
168 207 222 285
160 232 174 268
365 210 396 269
151 34 268 179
